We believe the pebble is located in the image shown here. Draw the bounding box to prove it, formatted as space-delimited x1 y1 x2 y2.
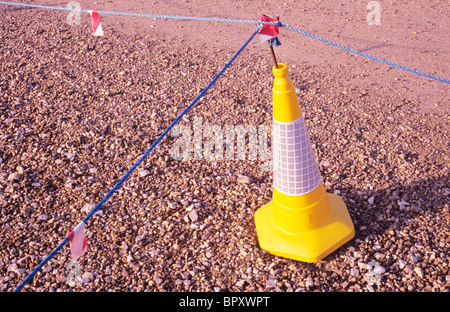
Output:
139 169 151 178
7 172 20 181
188 210 198 222
398 259 407 269
350 268 360 276
7 263 20 275
305 277 314 288
154 277 163 285
16 166 26 175
37 214 48 221
414 267 424 279
358 262 370 270
397 200 410 210
237 175 254 184
82 272 94 282
82 204 95 214
236 280 245 287
267 278 276 288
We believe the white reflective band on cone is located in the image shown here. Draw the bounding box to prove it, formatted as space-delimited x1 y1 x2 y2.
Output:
272 116 322 196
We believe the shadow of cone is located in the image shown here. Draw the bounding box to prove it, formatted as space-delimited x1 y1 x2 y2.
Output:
254 63 355 262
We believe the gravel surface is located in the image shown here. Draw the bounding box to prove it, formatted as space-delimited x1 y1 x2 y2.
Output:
0 2 449 292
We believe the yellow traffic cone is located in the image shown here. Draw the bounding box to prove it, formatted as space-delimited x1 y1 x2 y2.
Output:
254 63 355 262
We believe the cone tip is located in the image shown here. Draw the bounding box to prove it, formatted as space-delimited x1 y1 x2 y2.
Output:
273 63 288 77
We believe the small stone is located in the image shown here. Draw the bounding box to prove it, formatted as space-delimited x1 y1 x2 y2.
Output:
16 166 25 174
205 251 214 259
358 262 370 270
7 172 20 181
42 265 52 273
373 265 385 275
236 280 245 287
350 268 360 276
37 214 48 221
398 259 407 269
368 196 375 205
151 249 160 257
175 279 183 285
305 277 314 288
82 272 94 282
139 169 151 178
82 203 95 214
188 210 198 222
267 278 276 288
7 263 19 274
237 175 253 184
414 267 424 279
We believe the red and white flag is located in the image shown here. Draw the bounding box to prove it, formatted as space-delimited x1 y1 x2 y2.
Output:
258 14 279 42
67 222 87 261
89 10 104 36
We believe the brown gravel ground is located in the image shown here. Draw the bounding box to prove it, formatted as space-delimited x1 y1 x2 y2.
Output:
0 1 449 293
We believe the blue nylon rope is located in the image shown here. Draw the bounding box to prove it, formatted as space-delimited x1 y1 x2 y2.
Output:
13 28 259 292
1 1 447 84
281 25 450 84
0 1 280 25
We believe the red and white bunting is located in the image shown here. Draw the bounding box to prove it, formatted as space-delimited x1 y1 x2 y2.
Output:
89 10 104 36
67 221 87 261
258 14 279 43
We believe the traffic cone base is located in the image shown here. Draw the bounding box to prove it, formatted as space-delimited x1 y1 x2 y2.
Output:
254 193 355 262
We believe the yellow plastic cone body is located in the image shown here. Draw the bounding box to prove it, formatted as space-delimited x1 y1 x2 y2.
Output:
254 63 355 262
